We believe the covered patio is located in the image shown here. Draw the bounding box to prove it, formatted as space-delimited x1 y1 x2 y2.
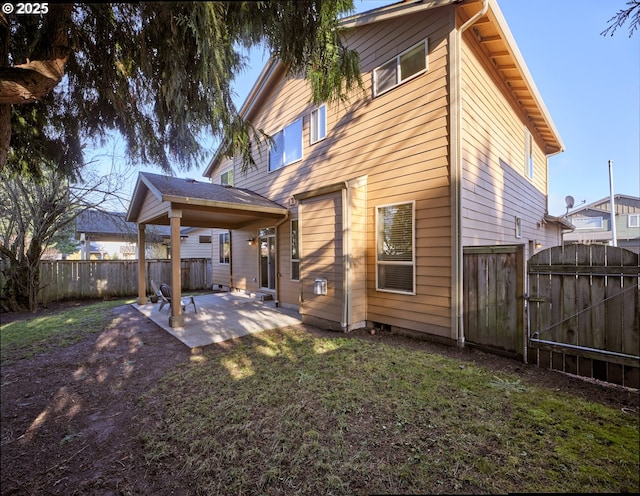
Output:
134 291 302 348
126 172 289 328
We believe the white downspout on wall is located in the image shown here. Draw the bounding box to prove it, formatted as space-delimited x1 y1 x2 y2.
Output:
450 0 488 348
274 211 290 308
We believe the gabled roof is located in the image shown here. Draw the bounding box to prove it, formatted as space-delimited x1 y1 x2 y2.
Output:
567 194 640 216
204 0 563 177
75 210 170 242
126 172 288 229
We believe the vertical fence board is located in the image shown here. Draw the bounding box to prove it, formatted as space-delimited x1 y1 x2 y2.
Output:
30 259 212 304
528 244 639 387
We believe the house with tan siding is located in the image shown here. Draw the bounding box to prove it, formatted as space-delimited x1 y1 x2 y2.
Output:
128 0 571 352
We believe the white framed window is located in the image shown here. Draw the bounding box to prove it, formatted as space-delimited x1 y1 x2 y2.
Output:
373 39 428 97
218 232 230 264
291 219 300 281
525 129 534 180
628 214 639 228
269 118 303 171
221 169 233 186
376 201 415 294
310 105 326 144
573 216 603 230
199 235 212 244
515 217 522 238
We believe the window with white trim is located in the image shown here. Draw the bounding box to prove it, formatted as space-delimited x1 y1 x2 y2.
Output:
310 105 326 144
515 217 522 238
199 235 212 244
373 40 428 97
218 232 230 264
525 129 534 180
573 216 603 229
291 219 300 281
269 118 303 171
376 202 415 294
221 169 233 186
629 214 639 228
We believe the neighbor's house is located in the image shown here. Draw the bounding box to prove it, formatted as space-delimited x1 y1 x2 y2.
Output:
127 0 570 352
563 194 640 253
76 210 213 260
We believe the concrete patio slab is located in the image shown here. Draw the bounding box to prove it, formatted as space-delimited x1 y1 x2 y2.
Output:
133 291 302 348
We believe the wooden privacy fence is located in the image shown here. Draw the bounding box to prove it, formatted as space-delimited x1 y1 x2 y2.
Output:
528 244 639 388
38 258 212 304
463 246 524 358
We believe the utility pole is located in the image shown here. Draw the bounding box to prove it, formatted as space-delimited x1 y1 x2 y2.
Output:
609 160 617 247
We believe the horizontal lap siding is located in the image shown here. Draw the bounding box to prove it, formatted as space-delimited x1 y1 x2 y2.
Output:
460 31 558 251
213 7 454 337
180 229 213 259
138 193 167 224
358 9 453 338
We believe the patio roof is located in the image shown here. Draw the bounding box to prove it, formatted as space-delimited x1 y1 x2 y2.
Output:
126 172 288 229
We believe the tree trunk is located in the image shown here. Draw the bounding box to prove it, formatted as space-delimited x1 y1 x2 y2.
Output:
0 5 73 168
0 5 72 105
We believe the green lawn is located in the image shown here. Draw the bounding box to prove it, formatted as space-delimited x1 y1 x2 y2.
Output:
0 299 133 365
1 300 638 494
139 328 639 494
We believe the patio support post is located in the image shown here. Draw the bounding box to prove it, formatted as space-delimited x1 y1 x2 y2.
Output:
137 224 147 305
169 208 184 328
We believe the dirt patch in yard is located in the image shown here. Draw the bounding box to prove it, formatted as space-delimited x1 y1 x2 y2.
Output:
1 303 638 495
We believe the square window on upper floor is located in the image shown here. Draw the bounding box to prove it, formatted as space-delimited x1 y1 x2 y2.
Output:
373 39 428 97
269 118 303 172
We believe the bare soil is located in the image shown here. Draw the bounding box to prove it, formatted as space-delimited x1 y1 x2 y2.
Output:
1 303 638 495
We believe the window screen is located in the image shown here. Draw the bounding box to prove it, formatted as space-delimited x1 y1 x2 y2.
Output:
376 202 415 293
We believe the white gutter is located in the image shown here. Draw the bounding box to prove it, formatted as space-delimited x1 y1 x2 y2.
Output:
451 0 488 348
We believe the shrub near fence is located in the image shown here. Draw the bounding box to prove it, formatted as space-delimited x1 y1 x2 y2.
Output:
38 258 213 305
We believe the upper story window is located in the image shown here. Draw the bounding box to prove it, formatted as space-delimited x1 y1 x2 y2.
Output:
525 129 534 180
373 39 428 97
573 216 603 230
199 235 212 244
269 118 303 171
220 169 233 186
628 214 639 228
310 105 326 144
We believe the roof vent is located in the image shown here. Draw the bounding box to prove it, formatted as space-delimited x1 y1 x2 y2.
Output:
185 177 198 183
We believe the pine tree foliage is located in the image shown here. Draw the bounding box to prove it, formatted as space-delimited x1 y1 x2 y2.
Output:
0 1 363 177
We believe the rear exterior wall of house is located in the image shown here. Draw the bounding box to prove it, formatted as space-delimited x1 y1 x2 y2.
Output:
210 6 455 340
208 4 561 342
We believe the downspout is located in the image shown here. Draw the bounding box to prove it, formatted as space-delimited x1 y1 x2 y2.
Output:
274 211 290 307
228 230 233 291
451 0 488 348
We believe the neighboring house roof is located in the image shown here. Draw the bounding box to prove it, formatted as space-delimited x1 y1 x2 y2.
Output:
75 210 171 242
126 172 288 229
566 194 640 216
204 0 563 177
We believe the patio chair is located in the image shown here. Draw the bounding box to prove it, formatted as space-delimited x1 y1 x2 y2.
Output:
150 279 163 302
152 280 171 312
159 284 197 314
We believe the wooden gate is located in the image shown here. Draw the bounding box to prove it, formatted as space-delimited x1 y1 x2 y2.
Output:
528 244 639 388
463 246 524 358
